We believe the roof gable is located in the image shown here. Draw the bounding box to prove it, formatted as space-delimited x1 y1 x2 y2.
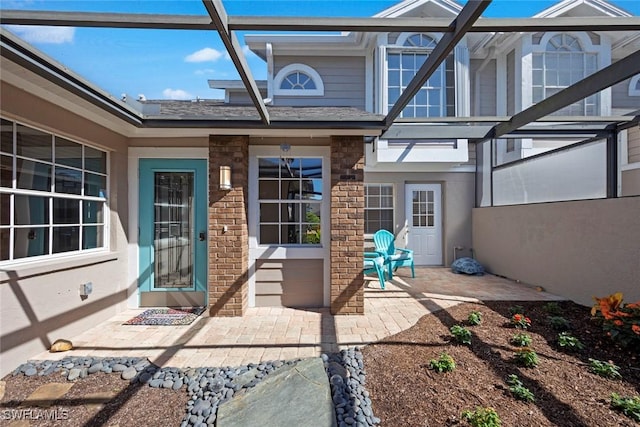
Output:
375 0 462 19
535 0 632 18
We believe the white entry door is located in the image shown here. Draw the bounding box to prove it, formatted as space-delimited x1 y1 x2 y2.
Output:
405 184 442 265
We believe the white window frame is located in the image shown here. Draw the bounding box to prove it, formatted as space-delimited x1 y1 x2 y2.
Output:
364 183 394 236
524 31 611 116
629 74 640 96
0 117 109 266
273 63 325 96
378 32 469 118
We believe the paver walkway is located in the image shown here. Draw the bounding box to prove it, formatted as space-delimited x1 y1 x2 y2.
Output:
29 268 563 368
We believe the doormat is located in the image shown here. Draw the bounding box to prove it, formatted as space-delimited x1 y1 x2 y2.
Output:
123 307 206 326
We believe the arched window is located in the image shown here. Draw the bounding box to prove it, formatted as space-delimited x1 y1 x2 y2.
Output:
387 33 455 118
274 64 324 96
629 75 640 96
532 33 598 115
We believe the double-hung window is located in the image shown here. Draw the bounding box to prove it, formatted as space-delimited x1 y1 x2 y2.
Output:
0 118 108 262
532 33 598 115
258 157 322 245
364 184 393 234
387 34 455 118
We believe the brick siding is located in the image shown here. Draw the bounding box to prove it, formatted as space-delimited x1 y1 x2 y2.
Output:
330 136 365 315
208 135 249 316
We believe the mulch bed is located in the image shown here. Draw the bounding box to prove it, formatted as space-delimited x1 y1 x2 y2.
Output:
362 300 640 427
0 372 186 426
2 300 638 426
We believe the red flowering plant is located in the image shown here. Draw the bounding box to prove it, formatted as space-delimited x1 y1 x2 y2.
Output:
510 313 532 330
591 292 640 350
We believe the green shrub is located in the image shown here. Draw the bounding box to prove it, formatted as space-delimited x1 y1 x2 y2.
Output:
588 358 621 379
514 348 539 368
510 332 532 347
557 332 584 351
468 311 483 326
506 374 535 403
429 353 456 373
450 324 472 345
542 302 563 315
548 316 571 331
610 393 640 422
462 407 501 427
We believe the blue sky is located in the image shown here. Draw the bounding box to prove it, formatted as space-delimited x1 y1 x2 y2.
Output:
3 0 639 100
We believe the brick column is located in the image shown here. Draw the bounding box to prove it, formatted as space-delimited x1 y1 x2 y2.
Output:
208 135 249 316
330 136 365 315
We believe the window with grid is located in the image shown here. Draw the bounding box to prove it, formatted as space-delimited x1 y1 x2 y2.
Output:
532 34 598 115
364 184 393 234
280 72 317 90
0 118 108 262
258 157 322 245
387 34 455 118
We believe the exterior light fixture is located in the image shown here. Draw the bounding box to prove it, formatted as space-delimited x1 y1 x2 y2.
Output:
219 165 232 190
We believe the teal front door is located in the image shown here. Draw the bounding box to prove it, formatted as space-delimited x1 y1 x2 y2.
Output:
138 159 207 307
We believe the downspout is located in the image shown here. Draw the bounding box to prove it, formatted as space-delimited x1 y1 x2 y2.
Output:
266 43 274 101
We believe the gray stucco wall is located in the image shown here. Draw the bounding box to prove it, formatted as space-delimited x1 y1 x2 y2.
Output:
364 171 475 266
472 197 640 306
0 82 130 376
470 58 497 116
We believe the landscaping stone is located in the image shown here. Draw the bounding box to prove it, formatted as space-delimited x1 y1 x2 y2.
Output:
22 383 74 408
217 358 336 427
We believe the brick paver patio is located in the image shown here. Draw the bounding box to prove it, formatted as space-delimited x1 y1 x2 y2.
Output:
29 268 563 368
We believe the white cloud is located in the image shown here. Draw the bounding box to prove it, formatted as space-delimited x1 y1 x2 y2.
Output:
185 47 223 63
194 69 216 76
223 45 256 61
5 25 74 44
162 88 193 100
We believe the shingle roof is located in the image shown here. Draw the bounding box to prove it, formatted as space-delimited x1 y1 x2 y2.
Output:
142 100 384 123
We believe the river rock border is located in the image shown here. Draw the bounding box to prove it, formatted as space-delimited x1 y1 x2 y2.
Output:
11 347 379 427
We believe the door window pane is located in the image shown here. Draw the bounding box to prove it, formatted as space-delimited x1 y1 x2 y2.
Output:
0 228 9 260
154 172 193 288
0 194 9 225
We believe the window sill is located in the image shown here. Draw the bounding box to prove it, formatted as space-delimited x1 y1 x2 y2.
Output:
0 252 119 283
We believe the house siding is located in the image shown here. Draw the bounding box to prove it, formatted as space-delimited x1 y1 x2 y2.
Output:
254 259 324 307
274 56 366 108
629 125 640 164
0 82 130 377
471 58 497 116
506 50 516 115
